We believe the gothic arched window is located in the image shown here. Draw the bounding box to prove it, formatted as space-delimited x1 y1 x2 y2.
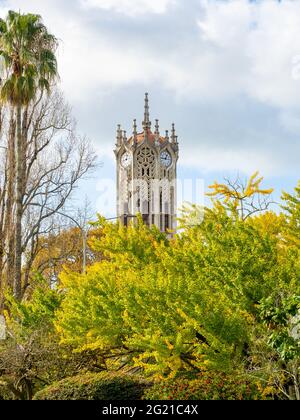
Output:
136 147 156 204
136 147 156 179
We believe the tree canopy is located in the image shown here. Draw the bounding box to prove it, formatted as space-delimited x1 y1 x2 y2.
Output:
52 179 300 399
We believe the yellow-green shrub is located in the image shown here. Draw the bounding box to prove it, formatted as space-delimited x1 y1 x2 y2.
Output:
33 372 151 400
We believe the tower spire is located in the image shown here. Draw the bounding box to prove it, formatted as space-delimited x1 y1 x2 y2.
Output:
116 124 122 146
154 119 160 147
171 123 176 143
142 92 151 131
133 119 138 145
133 119 137 136
155 119 160 137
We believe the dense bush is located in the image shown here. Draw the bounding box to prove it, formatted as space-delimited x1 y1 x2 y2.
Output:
33 372 151 400
0 385 14 400
52 180 300 399
143 371 268 400
1 178 299 400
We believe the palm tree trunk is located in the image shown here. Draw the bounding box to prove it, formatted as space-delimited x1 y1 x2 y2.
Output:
4 108 16 292
14 104 23 301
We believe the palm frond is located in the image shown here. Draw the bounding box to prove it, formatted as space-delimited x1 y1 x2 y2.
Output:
0 10 59 106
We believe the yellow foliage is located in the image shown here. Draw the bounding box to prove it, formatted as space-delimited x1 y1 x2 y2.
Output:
206 172 274 220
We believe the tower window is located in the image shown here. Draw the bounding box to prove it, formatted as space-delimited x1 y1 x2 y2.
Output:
165 214 170 230
142 214 149 226
171 187 175 214
160 190 163 213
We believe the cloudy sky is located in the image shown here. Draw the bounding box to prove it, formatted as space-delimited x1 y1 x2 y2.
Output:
0 0 300 216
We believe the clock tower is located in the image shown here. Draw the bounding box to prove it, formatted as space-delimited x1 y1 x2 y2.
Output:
115 93 179 233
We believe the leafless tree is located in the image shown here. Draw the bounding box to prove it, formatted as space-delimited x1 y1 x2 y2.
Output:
0 90 97 301
207 173 277 221
54 197 95 274
222 175 276 221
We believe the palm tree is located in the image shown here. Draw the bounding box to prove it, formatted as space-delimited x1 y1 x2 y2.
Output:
0 11 58 300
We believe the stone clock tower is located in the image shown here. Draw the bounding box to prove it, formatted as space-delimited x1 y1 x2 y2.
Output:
114 93 179 232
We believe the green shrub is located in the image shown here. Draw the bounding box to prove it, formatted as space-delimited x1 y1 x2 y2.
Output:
33 371 151 400
143 371 267 400
0 385 14 400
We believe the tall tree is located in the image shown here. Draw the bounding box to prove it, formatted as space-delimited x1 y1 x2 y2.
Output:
0 11 58 300
0 89 96 301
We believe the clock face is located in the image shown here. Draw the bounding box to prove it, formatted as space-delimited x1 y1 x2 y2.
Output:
121 152 132 168
160 151 172 168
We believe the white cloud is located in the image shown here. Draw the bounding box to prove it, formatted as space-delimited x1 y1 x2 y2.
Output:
69 0 300 110
80 0 175 16
279 109 300 134
0 0 299 181
3 0 300 109
180 145 278 177
197 0 255 48
195 0 300 107
58 24 159 103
